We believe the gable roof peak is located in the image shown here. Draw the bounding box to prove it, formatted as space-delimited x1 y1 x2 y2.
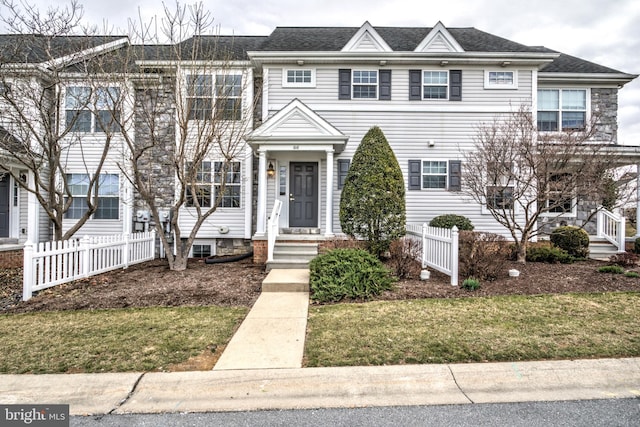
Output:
341 21 392 52
415 21 464 53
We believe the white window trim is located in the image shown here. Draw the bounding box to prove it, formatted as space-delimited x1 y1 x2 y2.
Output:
484 70 518 89
420 159 448 190
352 69 379 100
189 240 217 258
185 160 243 210
63 85 122 134
537 87 591 133
282 68 316 88
183 69 247 121
540 174 578 218
420 70 450 101
63 172 121 220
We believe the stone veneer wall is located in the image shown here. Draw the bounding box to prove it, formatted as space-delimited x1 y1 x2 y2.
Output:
592 88 618 143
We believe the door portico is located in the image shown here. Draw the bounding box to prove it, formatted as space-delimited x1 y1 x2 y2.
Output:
247 99 347 237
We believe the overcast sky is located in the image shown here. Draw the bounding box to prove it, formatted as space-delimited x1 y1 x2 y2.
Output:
6 0 640 145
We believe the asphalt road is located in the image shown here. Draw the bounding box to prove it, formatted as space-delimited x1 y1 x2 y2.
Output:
71 398 640 426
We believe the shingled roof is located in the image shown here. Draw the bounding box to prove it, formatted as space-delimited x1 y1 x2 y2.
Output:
256 25 632 76
0 34 126 63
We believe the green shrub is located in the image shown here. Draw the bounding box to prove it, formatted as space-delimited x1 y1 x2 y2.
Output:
461 277 480 291
339 126 406 257
624 271 640 278
429 214 474 231
597 265 625 274
634 237 640 254
309 249 395 302
550 226 589 258
526 245 575 264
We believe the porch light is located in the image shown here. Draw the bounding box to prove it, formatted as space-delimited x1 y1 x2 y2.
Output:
267 161 275 178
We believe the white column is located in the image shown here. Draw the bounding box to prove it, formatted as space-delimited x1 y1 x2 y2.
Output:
256 149 267 235
325 149 335 237
26 171 39 243
636 163 640 237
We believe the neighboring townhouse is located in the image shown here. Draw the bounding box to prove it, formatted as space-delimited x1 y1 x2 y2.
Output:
0 22 638 266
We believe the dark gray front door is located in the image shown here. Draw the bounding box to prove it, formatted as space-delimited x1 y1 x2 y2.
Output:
0 175 10 237
289 162 318 227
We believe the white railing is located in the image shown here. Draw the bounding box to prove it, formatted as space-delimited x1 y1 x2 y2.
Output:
267 199 283 263
22 231 156 301
597 207 626 252
407 224 459 286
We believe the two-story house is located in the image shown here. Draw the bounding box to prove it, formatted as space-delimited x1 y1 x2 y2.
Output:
0 22 638 267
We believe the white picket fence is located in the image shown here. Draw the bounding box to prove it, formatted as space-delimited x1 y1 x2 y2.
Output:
22 231 156 301
406 224 459 286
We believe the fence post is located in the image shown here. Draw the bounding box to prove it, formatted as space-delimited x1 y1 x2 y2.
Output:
80 235 91 278
22 241 34 301
421 223 427 269
450 226 459 286
150 230 157 260
123 233 130 269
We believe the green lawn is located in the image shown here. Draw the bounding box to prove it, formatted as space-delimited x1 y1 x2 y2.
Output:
0 306 247 374
304 292 640 367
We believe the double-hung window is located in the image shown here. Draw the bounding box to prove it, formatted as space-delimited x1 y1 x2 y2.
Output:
422 161 448 189
352 70 378 99
537 89 587 131
214 161 241 207
485 162 514 211
186 161 241 208
64 173 119 219
423 71 448 99
65 86 120 133
186 75 213 120
186 161 212 207
544 173 575 215
215 75 242 120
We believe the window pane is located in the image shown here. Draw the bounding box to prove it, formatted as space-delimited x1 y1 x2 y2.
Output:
538 90 559 110
192 244 211 258
186 185 212 207
95 110 121 133
98 174 119 196
66 110 92 132
187 75 212 96
287 69 311 83
489 71 514 85
423 175 446 189
422 161 447 189
487 186 514 210
67 174 90 195
353 85 377 98
216 75 242 97
423 71 448 85
215 98 242 120
95 87 119 109
537 111 558 131
217 184 241 207
562 112 585 130
423 86 447 99
353 71 377 84
64 197 88 219
94 196 119 219
65 87 90 109
562 90 586 110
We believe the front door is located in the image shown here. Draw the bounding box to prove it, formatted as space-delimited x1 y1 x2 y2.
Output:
0 174 10 237
289 162 318 227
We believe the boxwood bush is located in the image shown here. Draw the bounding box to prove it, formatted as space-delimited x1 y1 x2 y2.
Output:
309 249 395 302
526 245 575 264
429 214 474 231
550 226 589 259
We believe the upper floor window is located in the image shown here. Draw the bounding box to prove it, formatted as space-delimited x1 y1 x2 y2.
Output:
186 74 242 121
186 160 241 208
352 70 378 99
283 69 315 87
409 70 462 101
423 71 448 99
537 89 587 131
65 86 121 133
64 173 119 219
422 160 448 189
485 70 517 89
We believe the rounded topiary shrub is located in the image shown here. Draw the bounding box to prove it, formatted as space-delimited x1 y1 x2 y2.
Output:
550 226 589 258
429 214 474 231
309 248 395 303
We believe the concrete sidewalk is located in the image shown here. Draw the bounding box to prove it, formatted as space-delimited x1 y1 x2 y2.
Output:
1 358 639 415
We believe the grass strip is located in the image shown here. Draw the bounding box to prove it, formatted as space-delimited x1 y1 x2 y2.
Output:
0 306 248 374
305 292 640 367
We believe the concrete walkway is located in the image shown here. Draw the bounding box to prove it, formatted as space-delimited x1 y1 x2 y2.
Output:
213 269 310 370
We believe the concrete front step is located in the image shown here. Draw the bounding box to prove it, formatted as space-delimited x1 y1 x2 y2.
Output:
588 238 620 260
262 269 310 292
267 242 319 271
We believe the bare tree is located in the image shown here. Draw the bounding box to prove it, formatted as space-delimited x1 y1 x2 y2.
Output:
464 106 623 262
117 2 257 271
0 0 125 240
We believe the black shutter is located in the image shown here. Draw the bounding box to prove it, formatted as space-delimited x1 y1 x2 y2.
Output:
379 69 391 100
408 160 421 190
449 160 462 191
338 159 350 189
339 69 351 100
450 70 462 101
409 70 421 100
